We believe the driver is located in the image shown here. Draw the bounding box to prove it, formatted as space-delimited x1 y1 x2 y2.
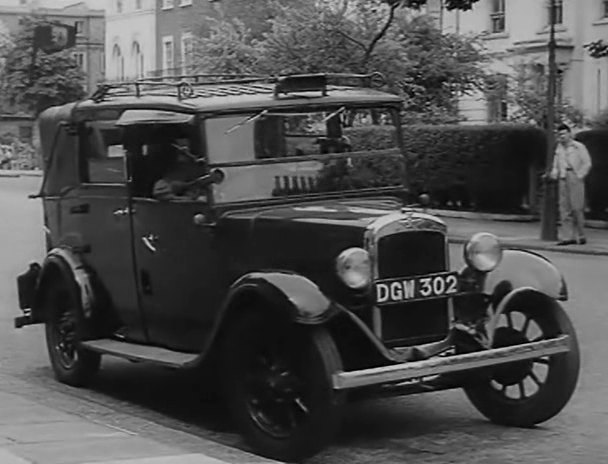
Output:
151 141 205 200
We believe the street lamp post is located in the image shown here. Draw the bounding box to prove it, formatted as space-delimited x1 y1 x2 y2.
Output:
540 0 558 241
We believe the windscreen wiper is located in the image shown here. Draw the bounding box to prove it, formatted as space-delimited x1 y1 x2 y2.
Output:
225 109 269 134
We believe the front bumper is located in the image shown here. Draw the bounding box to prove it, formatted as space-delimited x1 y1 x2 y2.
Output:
332 335 571 390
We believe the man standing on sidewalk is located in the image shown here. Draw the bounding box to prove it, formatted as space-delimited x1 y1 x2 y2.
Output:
549 123 592 245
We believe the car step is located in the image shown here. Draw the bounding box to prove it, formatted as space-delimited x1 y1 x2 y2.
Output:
81 339 199 368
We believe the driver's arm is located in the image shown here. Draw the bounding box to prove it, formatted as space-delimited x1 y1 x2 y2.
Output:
152 178 177 200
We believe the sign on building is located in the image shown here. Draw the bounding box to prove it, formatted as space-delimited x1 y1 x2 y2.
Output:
33 24 76 54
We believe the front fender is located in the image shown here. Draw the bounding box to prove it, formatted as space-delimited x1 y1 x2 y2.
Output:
487 287 564 346
34 247 95 320
478 249 567 303
224 271 335 324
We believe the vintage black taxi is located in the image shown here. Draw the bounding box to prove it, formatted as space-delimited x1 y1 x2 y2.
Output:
15 73 579 462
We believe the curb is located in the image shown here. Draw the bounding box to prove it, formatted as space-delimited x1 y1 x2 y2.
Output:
0 170 42 178
430 208 608 230
430 208 537 222
449 236 608 256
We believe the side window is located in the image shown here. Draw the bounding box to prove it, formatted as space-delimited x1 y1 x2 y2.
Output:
205 116 256 163
82 121 126 184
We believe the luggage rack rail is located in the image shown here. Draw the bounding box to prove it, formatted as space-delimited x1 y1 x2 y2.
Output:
89 72 386 103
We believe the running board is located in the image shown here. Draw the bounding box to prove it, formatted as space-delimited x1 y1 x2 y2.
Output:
81 339 199 368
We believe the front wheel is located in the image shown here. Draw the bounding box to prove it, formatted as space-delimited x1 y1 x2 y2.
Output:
45 277 101 387
220 311 345 462
464 301 580 427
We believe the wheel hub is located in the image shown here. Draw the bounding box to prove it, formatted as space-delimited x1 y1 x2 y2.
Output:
492 326 533 385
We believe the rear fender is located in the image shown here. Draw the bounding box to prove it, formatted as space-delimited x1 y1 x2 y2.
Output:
221 271 335 325
477 249 567 303
33 247 95 321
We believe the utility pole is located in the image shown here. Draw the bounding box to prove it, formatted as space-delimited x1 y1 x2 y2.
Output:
540 0 558 241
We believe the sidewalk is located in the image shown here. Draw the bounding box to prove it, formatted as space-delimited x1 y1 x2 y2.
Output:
0 170 42 178
0 377 280 464
440 213 608 256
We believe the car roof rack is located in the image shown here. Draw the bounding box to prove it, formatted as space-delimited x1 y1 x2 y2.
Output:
89 72 386 103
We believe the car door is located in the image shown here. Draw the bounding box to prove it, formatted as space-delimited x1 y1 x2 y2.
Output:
61 118 146 342
131 198 221 351
119 114 222 352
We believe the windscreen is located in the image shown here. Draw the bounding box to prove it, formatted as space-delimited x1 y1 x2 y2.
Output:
204 107 404 203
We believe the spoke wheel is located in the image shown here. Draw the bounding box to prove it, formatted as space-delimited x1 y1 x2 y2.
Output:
220 311 345 462
464 300 579 427
45 277 101 387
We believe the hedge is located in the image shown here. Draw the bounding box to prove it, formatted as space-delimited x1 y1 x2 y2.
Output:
342 124 546 212
575 129 608 218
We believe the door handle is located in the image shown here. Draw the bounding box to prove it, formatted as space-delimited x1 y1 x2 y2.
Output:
141 234 158 253
113 207 135 217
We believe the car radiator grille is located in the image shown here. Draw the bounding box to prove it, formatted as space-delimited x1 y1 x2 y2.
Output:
376 231 450 346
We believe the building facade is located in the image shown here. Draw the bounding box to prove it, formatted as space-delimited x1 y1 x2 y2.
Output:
154 0 217 77
105 0 156 81
428 0 608 124
0 1 104 94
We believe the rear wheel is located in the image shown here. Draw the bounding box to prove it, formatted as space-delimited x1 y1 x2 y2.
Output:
220 311 345 462
45 277 101 387
464 301 579 427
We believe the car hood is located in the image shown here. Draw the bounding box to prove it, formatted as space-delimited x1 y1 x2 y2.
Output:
217 198 446 293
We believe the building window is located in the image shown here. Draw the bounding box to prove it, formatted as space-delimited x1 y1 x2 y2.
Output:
604 0 608 18
548 0 563 25
74 20 84 35
162 36 174 74
135 0 142 9
132 41 144 78
112 44 124 80
162 0 174 9
73 51 87 72
489 0 505 33
116 0 123 13
181 32 194 73
179 0 193 5
486 74 508 123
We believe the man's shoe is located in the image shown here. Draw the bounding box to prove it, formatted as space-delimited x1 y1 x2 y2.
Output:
557 239 577 246
578 237 587 245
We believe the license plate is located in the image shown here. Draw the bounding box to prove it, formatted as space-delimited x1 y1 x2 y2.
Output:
375 271 460 305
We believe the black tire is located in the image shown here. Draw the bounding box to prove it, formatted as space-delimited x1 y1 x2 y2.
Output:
220 311 345 462
44 276 101 387
464 301 580 427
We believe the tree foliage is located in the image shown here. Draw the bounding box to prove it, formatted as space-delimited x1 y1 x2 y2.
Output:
0 16 86 115
194 16 261 74
194 0 486 122
388 0 479 9
493 62 585 128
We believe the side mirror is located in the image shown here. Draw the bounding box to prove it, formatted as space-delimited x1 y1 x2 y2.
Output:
190 168 225 189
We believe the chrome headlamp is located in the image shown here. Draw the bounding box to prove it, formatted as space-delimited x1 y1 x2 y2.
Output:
336 247 371 290
464 232 502 272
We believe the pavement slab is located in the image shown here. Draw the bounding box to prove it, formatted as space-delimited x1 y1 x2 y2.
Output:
0 449 31 464
84 454 238 464
0 373 281 464
0 420 131 444
6 435 184 464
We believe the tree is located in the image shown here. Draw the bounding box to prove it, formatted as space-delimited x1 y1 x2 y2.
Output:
0 17 86 116
205 0 303 39
194 16 262 74
389 0 479 9
260 2 485 119
193 0 485 122
493 61 585 128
